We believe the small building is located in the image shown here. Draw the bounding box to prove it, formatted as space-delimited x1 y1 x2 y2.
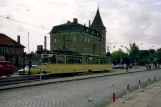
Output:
0 33 25 67
50 8 106 56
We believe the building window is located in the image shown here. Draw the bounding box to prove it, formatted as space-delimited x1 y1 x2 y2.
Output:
86 29 88 32
9 48 11 54
1 48 4 54
6 48 8 54
85 37 87 42
73 35 76 41
54 38 57 42
82 36 84 42
92 31 94 34
19 48 22 53
88 37 90 43
73 47 76 52
85 47 87 52
4 48 8 54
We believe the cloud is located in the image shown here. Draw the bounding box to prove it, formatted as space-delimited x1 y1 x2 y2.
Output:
0 0 161 52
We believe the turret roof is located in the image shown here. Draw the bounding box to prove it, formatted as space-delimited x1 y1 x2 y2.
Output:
90 8 105 29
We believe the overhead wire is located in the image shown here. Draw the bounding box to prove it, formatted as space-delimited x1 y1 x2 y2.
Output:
107 36 161 46
0 12 160 47
0 24 49 36
0 15 42 28
0 15 52 30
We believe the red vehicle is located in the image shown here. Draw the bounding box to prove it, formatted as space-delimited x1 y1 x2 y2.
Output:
0 61 14 77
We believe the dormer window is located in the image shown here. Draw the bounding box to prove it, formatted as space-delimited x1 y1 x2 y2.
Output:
86 29 88 32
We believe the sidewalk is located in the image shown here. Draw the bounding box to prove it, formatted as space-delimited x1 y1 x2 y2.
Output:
0 66 156 91
106 81 161 107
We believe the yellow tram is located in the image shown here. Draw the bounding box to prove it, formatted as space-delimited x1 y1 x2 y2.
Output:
40 52 112 74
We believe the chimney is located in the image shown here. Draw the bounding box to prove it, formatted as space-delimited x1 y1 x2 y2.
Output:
17 35 20 44
89 20 91 27
73 18 78 23
67 21 70 24
44 36 47 50
37 45 43 51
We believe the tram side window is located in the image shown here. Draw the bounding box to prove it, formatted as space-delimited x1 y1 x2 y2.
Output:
42 58 49 63
66 56 82 64
57 56 65 64
50 55 56 64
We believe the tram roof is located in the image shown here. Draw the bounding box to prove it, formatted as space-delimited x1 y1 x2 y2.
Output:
41 50 109 58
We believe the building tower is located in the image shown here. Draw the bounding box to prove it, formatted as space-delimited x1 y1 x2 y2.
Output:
90 7 106 55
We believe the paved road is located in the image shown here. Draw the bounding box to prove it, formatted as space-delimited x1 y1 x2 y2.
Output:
0 69 161 107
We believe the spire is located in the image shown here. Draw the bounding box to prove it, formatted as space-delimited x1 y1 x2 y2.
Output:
90 7 105 29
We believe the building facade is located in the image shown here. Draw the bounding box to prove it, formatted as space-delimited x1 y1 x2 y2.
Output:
0 34 25 67
50 8 106 56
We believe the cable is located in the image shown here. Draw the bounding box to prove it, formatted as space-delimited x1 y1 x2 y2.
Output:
1 15 160 47
106 36 161 46
0 15 42 28
0 25 49 36
0 15 52 30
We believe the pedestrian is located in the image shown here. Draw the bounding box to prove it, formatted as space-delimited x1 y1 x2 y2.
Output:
130 63 132 68
124 63 126 69
149 63 151 69
126 64 128 72
135 62 137 68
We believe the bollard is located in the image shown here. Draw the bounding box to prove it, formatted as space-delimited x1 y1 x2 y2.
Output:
88 98 94 106
148 78 150 86
112 85 116 107
113 93 116 103
126 85 130 100
138 80 141 91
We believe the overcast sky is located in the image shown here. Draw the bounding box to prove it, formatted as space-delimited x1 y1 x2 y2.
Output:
0 0 161 53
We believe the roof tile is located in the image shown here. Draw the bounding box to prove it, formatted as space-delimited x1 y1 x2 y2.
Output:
0 33 25 48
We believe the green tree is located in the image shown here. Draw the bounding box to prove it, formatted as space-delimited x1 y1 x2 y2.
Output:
111 49 129 64
126 43 139 63
106 52 111 56
154 48 161 63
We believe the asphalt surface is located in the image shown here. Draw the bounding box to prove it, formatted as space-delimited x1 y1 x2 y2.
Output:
0 69 161 107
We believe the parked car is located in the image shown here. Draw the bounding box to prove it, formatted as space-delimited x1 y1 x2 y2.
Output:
0 61 14 77
18 65 41 75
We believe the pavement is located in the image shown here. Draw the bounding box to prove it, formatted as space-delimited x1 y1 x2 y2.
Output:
106 80 161 107
0 68 161 107
0 66 157 91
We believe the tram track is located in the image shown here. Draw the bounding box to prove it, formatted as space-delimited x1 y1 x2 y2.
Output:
0 75 51 86
0 71 110 87
0 68 149 87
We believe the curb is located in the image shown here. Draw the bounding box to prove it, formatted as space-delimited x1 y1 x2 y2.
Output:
106 79 161 107
0 68 160 91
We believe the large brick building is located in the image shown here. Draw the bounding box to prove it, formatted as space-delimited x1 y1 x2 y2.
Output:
0 33 25 67
50 8 106 56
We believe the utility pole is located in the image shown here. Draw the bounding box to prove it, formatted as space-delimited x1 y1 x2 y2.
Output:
28 32 30 53
28 32 31 75
44 36 47 51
